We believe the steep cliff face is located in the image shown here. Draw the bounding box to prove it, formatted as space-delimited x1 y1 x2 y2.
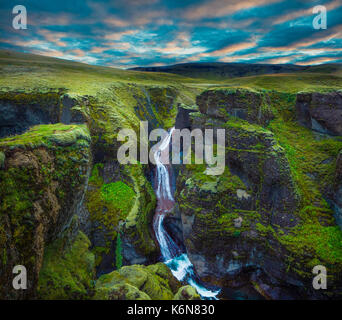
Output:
296 91 342 135
333 151 342 227
37 227 96 300
0 124 92 299
0 91 85 138
174 89 342 299
196 88 274 126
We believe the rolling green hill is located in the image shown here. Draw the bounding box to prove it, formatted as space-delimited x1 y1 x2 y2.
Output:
131 62 342 81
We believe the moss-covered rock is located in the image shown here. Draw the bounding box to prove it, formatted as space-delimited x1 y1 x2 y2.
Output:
85 160 157 272
333 151 342 227
0 151 4 169
94 263 181 300
176 89 342 299
0 91 86 138
37 229 95 299
173 285 201 300
196 88 274 126
0 124 92 299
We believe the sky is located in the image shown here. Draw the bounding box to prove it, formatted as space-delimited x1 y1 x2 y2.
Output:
0 0 341 68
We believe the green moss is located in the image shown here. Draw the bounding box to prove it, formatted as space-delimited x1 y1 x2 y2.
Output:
184 164 247 195
265 93 342 281
115 234 123 270
0 125 90 273
225 117 270 134
86 170 136 254
88 163 104 185
0 90 62 106
0 151 5 168
280 224 342 264
173 285 200 300
94 263 180 300
37 231 95 299
123 163 157 256
86 162 157 266
0 123 90 149
101 181 135 214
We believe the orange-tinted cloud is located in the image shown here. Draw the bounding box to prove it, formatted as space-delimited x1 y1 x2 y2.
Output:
296 56 341 65
183 0 281 20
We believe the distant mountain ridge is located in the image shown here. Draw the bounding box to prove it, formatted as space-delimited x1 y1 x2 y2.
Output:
130 62 342 80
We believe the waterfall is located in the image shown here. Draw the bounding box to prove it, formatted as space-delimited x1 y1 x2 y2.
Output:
152 127 220 300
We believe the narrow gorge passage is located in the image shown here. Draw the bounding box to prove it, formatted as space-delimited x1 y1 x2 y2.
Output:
152 127 220 300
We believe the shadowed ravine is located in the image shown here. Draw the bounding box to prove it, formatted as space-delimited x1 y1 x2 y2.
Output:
152 127 221 300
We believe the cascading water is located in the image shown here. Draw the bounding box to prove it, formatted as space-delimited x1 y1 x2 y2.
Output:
152 127 220 300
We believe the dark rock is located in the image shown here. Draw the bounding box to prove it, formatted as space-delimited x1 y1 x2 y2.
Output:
0 128 92 299
333 151 342 228
0 92 86 138
0 100 58 138
175 104 197 129
173 89 340 299
196 89 274 126
296 91 342 135
60 95 86 124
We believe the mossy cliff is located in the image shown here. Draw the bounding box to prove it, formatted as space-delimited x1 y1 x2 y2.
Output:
296 91 342 135
175 88 342 299
37 228 96 300
0 88 194 298
38 228 195 300
0 124 92 299
0 91 86 138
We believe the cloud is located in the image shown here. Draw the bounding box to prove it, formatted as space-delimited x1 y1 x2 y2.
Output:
38 29 68 47
0 0 341 67
104 30 138 41
296 56 342 65
208 41 257 56
183 0 281 20
272 0 341 26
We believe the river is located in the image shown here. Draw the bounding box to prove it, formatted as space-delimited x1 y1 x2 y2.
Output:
152 127 220 300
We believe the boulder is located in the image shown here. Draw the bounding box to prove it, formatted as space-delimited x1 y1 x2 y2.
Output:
173 285 201 300
94 263 181 300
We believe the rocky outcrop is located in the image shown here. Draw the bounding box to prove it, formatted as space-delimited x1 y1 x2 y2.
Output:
296 91 342 135
176 124 301 295
174 88 342 299
196 88 274 126
0 91 86 138
134 85 180 129
333 151 342 228
94 262 181 300
0 124 92 299
173 285 201 300
82 95 159 273
175 104 198 130
85 160 157 274
37 228 96 299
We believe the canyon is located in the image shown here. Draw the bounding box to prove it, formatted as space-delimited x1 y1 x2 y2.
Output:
0 50 341 300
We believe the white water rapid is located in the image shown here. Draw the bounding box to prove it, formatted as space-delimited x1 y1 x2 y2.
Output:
152 127 220 300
